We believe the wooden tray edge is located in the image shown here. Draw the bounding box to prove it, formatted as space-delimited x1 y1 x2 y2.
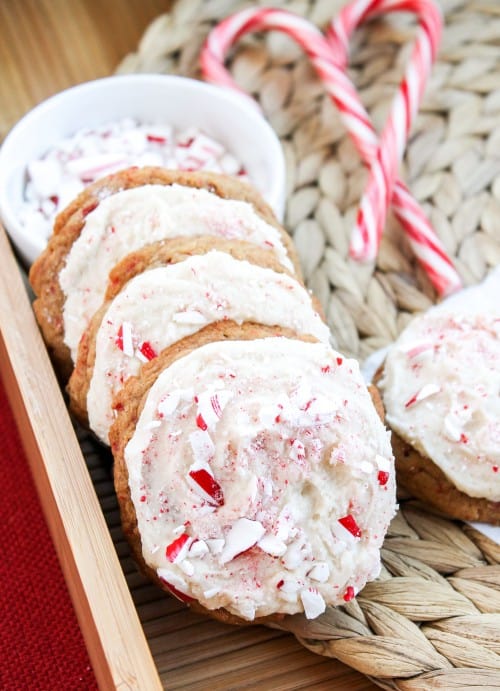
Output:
0 225 162 691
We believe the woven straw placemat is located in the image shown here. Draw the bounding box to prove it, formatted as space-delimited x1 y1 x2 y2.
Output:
117 1 500 688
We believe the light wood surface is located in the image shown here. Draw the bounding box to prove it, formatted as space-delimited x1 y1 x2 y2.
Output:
0 0 172 140
0 2 378 689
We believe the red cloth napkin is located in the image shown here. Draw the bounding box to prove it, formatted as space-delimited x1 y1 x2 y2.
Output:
0 377 98 690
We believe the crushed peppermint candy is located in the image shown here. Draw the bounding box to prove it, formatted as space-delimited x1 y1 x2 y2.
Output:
165 532 193 563
404 383 441 409
136 341 157 362
189 539 210 558
257 533 287 557
343 585 356 602
188 429 215 465
337 514 362 539
157 391 181 417
195 390 233 430
377 471 390 486
307 562 330 583
115 322 134 357
300 588 326 619
400 340 435 359
19 118 249 243
220 518 266 564
187 465 225 506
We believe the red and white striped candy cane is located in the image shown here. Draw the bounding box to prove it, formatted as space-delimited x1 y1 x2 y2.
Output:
200 3 461 295
329 2 441 256
201 7 336 102
326 0 462 294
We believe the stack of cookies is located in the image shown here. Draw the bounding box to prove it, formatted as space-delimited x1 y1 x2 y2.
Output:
30 167 396 624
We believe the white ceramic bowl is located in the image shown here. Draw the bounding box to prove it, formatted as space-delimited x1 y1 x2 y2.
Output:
0 74 286 266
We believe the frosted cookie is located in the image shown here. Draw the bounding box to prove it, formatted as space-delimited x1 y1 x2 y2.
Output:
68 249 330 444
378 311 500 524
110 324 396 624
29 168 300 379
103 235 292 302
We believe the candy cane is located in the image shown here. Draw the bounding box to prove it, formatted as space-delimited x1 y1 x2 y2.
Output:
325 0 461 294
328 2 440 256
201 7 334 102
200 3 461 295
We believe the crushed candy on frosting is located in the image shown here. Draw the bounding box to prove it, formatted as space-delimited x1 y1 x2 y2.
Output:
88 250 330 443
124 338 396 621
58 184 295 360
380 311 500 502
19 119 249 244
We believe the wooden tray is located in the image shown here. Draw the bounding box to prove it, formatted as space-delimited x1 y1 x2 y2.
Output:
3 2 499 689
0 223 376 690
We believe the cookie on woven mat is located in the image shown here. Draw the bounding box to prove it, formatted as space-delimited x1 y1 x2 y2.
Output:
68 244 330 444
375 310 500 525
29 167 301 381
110 321 396 625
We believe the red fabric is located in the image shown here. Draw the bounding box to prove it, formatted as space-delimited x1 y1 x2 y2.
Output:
0 377 98 691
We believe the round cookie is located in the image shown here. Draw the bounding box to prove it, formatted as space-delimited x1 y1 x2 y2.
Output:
387 426 500 524
377 311 500 524
68 247 330 443
29 168 301 380
103 235 293 302
110 322 396 625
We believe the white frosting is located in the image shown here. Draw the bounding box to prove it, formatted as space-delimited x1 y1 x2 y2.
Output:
87 251 330 443
59 184 294 360
124 338 396 621
380 311 500 501
363 267 500 383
